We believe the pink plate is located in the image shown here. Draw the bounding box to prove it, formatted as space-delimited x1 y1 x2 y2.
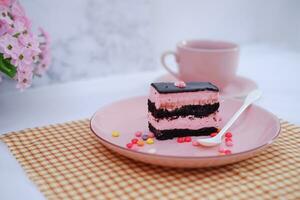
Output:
90 96 280 168
156 74 258 99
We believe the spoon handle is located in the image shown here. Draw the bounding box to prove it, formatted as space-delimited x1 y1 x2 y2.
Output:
217 101 251 139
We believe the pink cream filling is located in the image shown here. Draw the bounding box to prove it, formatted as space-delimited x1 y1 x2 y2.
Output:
148 112 220 130
149 86 219 111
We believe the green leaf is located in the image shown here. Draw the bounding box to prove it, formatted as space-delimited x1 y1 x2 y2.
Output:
0 53 17 78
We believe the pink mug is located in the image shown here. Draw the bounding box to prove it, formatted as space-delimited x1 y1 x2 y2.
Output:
161 40 239 89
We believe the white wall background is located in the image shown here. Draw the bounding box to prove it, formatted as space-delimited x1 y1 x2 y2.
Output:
153 0 300 52
0 0 299 92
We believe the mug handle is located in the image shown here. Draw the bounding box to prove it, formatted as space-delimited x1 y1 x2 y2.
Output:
161 51 180 79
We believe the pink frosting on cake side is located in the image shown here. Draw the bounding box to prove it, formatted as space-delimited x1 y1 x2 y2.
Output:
148 112 220 130
149 86 219 110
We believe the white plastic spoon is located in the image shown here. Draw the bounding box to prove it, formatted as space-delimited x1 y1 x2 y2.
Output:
197 89 262 147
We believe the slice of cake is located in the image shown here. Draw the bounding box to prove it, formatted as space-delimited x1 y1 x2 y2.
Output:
148 82 220 140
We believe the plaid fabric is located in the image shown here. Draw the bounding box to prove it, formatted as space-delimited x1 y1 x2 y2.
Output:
0 120 299 200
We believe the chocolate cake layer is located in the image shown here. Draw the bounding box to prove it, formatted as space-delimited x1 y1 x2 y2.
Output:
149 123 217 140
151 82 219 94
148 100 219 119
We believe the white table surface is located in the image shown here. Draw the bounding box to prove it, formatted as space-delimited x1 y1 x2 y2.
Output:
1 47 300 200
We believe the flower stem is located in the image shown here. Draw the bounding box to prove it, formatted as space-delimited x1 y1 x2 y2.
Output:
0 53 17 78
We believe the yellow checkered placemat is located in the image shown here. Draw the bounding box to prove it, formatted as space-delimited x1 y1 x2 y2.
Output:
1 120 299 200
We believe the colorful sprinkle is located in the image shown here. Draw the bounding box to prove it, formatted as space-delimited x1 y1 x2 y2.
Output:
146 138 154 144
192 141 199 146
210 132 218 137
111 131 120 137
135 131 142 137
226 141 233 147
137 140 144 146
148 132 154 138
177 137 184 143
174 81 186 88
184 137 192 142
225 132 232 138
217 128 221 133
131 138 138 144
225 137 232 142
142 134 148 141
126 143 133 149
224 149 232 155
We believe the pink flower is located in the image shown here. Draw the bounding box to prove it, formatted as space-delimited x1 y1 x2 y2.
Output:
0 33 20 59
34 27 51 75
0 19 12 36
0 8 13 25
18 33 41 55
18 32 31 46
34 60 50 76
35 61 48 75
0 1 51 90
11 19 26 35
11 1 31 29
16 65 33 90
35 46 51 75
35 48 51 75
17 62 32 73
11 1 25 17
16 15 31 29
0 0 11 7
39 27 50 44
11 46 33 67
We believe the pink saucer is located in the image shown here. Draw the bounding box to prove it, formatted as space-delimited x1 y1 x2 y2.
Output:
90 96 280 168
156 74 258 99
